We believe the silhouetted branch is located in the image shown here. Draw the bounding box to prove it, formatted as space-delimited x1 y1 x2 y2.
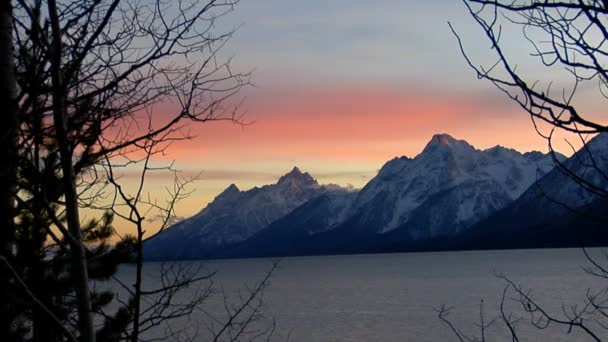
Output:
439 249 608 340
450 1 608 211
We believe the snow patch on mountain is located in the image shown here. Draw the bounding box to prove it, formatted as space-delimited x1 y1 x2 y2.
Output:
350 133 561 235
518 132 608 210
145 167 354 258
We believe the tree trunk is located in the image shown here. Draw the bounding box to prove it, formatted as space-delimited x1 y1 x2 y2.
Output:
131 232 143 342
0 2 19 339
0 0 17 257
46 1 95 341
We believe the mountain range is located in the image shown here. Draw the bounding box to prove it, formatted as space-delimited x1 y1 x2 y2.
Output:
144 133 608 260
144 167 355 259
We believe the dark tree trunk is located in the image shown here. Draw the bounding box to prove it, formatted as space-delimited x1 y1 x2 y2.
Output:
0 0 17 256
46 1 95 341
0 1 19 338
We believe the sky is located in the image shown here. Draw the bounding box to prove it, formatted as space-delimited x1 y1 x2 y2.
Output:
107 0 605 228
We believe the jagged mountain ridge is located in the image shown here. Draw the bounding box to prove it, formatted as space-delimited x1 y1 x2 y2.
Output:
454 132 608 249
144 167 354 259
337 134 559 238
221 134 563 258
144 133 603 260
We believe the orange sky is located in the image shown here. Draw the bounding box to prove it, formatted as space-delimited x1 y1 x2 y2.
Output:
167 84 557 167
83 1 608 238
99 82 581 232
92 78 607 240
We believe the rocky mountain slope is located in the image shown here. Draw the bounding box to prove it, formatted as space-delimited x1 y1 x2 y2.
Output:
144 167 352 259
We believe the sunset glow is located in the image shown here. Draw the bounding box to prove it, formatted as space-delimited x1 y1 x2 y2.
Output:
107 0 605 230
134 84 564 222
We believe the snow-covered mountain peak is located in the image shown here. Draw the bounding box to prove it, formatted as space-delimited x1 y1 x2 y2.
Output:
432 133 457 145
211 183 241 204
350 134 560 235
486 145 518 155
422 133 474 154
523 150 548 162
377 156 411 179
277 166 318 189
222 183 240 195
144 167 342 259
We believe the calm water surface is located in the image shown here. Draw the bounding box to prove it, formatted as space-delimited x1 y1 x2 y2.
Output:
115 249 607 341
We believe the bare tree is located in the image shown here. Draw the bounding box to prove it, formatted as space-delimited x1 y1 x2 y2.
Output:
92 136 278 342
439 1 608 340
438 250 608 341
450 1 608 135
0 0 281 341
46 0 96 339
449 0 608 199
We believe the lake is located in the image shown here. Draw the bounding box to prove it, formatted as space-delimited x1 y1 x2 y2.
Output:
114 248 607 341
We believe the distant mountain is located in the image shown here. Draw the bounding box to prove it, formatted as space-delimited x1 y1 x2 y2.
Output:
144 167 352 260
333 134 559 239
218 189 357 258
145 133 608 261
455 132 608 250
221 134 561 258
